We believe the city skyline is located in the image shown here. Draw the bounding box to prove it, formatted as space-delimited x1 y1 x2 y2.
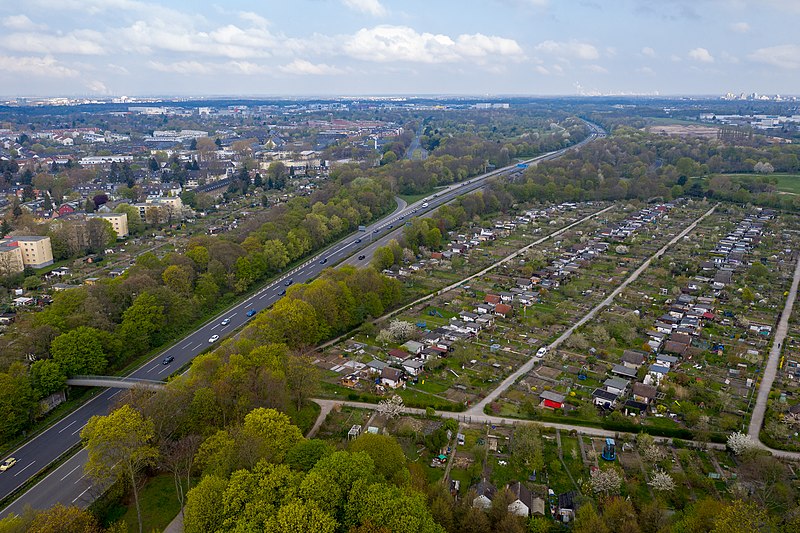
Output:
0 0 799 97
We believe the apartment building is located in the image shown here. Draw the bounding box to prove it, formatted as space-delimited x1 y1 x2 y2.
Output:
0 236 53 269
88 212 129 238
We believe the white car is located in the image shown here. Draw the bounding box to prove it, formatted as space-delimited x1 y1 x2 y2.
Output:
536 347 548 358
220 318 231 326
208 335 220 343
421 202 429 208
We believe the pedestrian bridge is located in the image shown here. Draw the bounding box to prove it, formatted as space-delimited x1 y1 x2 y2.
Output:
66 375 167 391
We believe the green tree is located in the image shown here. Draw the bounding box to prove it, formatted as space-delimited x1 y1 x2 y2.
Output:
344 481 445 533
29 359 66 397
183 475 228 533
285 439 334 472
50 326 107 376
285 354 320 411
118 292 164 353
266 500 337 533
82 405 159 533
711 500 771 533
162 264 194 295
241 408 304 465
349 433 409 485
509 424 544 474
0 363 35 441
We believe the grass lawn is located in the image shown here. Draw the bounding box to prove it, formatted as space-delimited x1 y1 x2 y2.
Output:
398 192 431 205
708 173 800 194
119 474 181 533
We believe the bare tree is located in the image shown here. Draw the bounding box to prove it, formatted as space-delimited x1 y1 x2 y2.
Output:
377 395 404 419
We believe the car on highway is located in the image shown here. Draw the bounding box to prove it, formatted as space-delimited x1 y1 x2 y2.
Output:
279 289 286 296
162 355 174 365
355 238 362 243
208 335 220 343
284 279 293 286
388 224 393 229
358 255 366 260
220 318 231 326
373 228 380 233
0 458 17 472
246 309 257 317
421 202 429 208
319 257 328 264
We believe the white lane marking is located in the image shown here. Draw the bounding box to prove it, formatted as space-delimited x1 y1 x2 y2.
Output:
147 364 160 373
210 324 219 330
229 312 237 317
259 293 268 300
109 390 121 399
60 464 82 481
58 420 77 434
157 365 172 375
194 343 202 350
72 485 92 503
71 423 87 436
14 461 35 477
182 342 191 349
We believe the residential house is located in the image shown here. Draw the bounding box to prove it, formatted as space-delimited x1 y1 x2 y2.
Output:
494 303 512 317
402 358 425 377
380 367 404 389
592 388 619 409
366 359 388 374
472 480 497 510
531 497 546 517
539 391 565 409
604 377 630 396
632 382 658 404
663 340 688 356
557 491 577 523
402 340 425 354
611 364 637 379
507 482 533 517
621 350 647 369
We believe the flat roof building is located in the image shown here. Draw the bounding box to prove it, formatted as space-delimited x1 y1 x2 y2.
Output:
0 236 53 269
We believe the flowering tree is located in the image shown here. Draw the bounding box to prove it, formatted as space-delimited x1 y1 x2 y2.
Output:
588 468 622 496
648 469 676 492
727 431 757 456
377 395 404 419
376 320 416 344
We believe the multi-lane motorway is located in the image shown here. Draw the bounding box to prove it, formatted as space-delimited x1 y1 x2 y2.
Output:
0 122 604 516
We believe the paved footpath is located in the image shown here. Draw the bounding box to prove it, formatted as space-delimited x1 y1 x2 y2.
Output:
749 251 800 458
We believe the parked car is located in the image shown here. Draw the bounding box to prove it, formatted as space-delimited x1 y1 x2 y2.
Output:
0 458 17 472
162 355 174 365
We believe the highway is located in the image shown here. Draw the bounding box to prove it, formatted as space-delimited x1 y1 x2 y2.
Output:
0 122 604 517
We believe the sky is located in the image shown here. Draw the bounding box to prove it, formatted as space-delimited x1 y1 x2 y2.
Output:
0 0 798 97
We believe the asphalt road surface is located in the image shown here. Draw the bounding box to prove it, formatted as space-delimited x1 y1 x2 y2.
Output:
0 123 604 516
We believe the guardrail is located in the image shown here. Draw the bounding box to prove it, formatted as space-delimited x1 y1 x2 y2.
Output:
66 375 166 390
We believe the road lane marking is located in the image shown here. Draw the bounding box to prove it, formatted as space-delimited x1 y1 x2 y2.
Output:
194 343 202 350
259 293 268 300
60 464 82 481
58 420 77 434
14 461 35 477
72 485 92 503
182 342 191 349
210 324 219 330
109 390 121 399
71 423 87 436
147 364 160 373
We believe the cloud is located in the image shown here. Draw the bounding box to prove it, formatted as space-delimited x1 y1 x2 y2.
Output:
688 47 714 62
641 46 656 58
749 44 800 69
343 25 523 63
0 54 78 77
147 60 213 75
637 66 655 75
279 59 345 75
534 65 550 75
586 64 608 74
731 21 750 33
3 15 47 31
86 80 110 94
238 12 270 29
534 40 599 61
342 0 387 17
0 30 106 55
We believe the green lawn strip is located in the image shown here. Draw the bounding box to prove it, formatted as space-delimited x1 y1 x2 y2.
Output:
398 192 430 205
118 474 181 533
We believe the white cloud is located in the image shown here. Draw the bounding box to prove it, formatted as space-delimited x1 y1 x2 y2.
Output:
749 44 800 69
342 0 387 17
731 21 750 33
534 40 599 60
86 79 110 94
637 66 655 75
280 59 344 75
641 46 656 58
586 64 608 74
534 65 550 75
343 25 523 63
238 11 269 29
0 54 78 77
147 60 213 75
688 47 714 63
1 30 106 55
3 15 47 31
